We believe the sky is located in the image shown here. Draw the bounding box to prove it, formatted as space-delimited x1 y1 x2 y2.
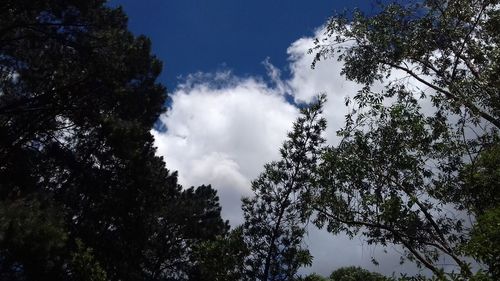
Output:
111 0 383 88
110 0 427 277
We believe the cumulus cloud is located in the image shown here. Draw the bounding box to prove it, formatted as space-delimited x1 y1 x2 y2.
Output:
286 28 362 143
152 72 298 223
152 28 424 276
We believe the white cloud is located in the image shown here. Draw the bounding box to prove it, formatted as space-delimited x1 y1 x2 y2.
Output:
152 72 299 223
152 28 427 277
286 28 362 143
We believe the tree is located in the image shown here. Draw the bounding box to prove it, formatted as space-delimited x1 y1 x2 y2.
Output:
0 198 70 280
143 185 229 281
300 273 331 281
465 207 500 280
0 1 228 280
312 0 500 129
300 267 391 281
189 226 249 281
242 96 327 281
461 144 500 279
329 266 390 281
310 0 499 279
455 141 500 216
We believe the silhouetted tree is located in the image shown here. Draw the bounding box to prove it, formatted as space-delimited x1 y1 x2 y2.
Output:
0 1 227 280
242 96 327 281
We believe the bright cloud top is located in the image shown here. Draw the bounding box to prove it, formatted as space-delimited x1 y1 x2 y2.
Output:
152 72 299 223
152 29 420 276
152 28 361 221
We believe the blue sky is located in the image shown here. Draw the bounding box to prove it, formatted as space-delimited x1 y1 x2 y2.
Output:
111 0 380 89
109 0 424 276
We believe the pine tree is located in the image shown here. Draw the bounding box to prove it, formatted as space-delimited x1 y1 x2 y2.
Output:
242 96 327 281
0 1 228 280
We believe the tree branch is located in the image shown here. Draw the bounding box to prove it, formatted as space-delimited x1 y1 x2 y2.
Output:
313 207 445 278
381 60 500 129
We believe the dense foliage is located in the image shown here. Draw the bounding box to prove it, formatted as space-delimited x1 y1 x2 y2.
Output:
0 1 227 280
301 267 391 281
328 266 390 281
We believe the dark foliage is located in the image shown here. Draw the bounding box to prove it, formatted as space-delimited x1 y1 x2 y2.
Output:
242 96 327 281
0 1 227 280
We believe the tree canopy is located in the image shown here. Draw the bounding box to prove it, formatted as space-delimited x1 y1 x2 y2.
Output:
310 0 500 279
0 1 227 280
301 266 391 281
